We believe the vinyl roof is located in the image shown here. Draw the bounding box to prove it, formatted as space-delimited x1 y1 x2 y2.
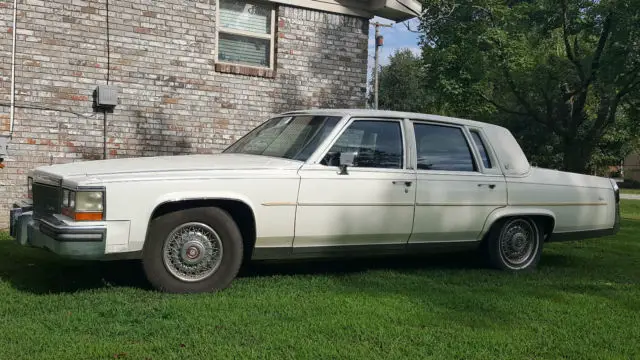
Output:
280 108 504 130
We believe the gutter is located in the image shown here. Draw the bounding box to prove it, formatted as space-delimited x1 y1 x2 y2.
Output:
9 0 18 137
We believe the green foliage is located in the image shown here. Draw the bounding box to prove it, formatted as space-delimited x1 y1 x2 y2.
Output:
374 0 640 173
369 49 429 112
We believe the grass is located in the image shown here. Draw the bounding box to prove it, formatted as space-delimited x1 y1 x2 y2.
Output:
1 203 639 359
621 188 640 195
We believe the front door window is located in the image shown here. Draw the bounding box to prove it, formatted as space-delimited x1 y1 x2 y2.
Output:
321 120 404 169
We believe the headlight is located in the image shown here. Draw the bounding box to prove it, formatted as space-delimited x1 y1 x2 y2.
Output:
76 191 104 212
61 189 105 221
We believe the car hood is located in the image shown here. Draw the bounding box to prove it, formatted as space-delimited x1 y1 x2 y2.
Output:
31 153 303 180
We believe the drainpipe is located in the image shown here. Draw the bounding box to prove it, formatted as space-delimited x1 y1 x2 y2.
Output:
9 0 18 137
0 0 16 167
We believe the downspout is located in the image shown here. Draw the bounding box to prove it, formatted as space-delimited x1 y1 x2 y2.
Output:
9 0 18 137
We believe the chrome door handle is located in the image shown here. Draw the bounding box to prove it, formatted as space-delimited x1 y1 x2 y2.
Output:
478 183 496 189
392 181 412 187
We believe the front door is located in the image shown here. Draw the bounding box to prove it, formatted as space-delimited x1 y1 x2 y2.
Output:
408 121 507 245
293 118 417 254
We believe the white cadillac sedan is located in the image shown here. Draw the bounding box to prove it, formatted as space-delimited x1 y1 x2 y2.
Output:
10 109 620 293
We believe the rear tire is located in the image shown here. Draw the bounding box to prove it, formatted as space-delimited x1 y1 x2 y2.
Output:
486 217 543 271
142 207 243 293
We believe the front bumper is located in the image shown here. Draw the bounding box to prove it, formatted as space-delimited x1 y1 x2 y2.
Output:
10 201 107 260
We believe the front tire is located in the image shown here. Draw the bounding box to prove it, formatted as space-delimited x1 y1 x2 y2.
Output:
142 207 243 293
486 217 542 271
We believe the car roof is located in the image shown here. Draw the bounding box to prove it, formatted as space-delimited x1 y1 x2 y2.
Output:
279 108 502 130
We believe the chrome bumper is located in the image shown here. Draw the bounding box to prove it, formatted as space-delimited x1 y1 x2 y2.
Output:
9 201 107 259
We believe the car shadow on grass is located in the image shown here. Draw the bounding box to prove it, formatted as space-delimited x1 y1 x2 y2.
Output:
0 241 152 294
1 237 638 300
239 250 486 278
0 239 489 294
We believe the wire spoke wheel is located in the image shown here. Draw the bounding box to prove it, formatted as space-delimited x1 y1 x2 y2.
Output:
498 219 538 268
162 222 224 282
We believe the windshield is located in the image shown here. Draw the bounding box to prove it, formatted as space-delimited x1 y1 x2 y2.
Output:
223 115 342 161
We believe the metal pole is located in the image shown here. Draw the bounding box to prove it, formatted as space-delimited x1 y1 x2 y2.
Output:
371 21 392 110
9 0 18 136
374 24 379 110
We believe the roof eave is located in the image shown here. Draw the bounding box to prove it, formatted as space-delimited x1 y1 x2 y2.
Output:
369 0 421 21
269 0 421 21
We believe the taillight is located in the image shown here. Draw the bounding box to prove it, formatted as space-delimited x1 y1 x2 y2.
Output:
610 179 620 203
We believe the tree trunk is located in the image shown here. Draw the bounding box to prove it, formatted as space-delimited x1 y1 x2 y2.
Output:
562 138 591 174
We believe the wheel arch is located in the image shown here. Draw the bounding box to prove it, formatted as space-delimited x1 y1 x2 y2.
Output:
146 196 257 261
480 207 556 242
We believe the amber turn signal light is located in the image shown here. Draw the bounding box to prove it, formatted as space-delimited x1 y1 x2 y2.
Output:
73 212 104 221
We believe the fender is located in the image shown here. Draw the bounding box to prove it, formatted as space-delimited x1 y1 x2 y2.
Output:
149 190 257 219
124 191 258 254
478 206 556 240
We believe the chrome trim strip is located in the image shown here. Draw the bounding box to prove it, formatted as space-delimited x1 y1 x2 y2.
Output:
297 202 414 207
511 202 607 206
261 202 297 206
416 203 505 206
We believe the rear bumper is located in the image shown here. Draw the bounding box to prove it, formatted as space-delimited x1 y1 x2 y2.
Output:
10 201 106 260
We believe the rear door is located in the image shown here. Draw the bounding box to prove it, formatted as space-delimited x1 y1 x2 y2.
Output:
408 121 507 244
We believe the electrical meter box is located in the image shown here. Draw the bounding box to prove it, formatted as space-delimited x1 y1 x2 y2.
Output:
96 85 118 107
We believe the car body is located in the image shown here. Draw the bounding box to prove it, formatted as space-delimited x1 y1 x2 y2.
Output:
10 109 620 292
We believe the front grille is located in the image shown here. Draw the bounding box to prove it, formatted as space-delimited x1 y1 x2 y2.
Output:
32 182 61 217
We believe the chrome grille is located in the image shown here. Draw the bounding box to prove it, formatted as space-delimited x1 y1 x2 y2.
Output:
32 182 61 217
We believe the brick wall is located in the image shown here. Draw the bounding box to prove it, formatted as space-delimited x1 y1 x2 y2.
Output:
0 0 369 228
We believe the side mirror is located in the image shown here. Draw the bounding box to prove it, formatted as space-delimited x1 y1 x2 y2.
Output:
338 151 357 175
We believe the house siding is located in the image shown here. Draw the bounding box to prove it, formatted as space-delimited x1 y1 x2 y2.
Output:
623 151 640 182
0 0 369 228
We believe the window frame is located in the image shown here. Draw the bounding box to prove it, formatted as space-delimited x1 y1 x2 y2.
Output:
215 0 276 70
410 120 482 175
468 129 493 169
465 126 503 175
316 117 408 171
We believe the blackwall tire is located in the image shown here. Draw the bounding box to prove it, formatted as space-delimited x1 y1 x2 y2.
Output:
486 217 543 271
142 207 243 293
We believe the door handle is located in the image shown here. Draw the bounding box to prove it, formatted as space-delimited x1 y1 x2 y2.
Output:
478 183 496 189
392 181 412 187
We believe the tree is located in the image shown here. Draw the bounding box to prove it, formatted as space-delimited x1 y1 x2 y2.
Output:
418 0 640 173
368 49 430 112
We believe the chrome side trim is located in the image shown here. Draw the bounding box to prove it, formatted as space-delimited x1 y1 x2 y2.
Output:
416 202 505 207
297 202 414 207
251 240 482 260
261 202 297 206
510 202 607 207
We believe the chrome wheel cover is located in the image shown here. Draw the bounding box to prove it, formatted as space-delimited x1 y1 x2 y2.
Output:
499 219 538 268
162 222 223 282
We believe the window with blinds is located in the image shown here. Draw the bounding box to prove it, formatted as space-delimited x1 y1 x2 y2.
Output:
216 0 275 69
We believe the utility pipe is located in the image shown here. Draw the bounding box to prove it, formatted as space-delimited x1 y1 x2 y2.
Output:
9 0 18 137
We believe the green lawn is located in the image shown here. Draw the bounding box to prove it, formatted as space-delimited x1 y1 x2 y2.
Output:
621 188 640 195
1 203 639 359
